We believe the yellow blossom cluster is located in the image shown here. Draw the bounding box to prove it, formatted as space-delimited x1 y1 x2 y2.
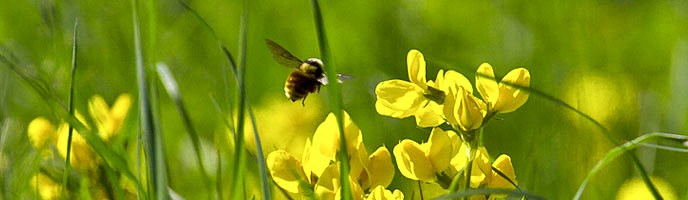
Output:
26 94 131 199
376 49 530 199
267 111 403 200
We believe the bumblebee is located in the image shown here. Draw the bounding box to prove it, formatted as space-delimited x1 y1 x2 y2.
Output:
265 39 329 105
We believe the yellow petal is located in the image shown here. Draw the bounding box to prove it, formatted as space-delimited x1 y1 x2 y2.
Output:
302 138 313 183
363 146 395 189
88 95 113 140
110 93 132 133
28 117 56 149
407 49 427 90
489 154 517 189
375 80 425 118
413 101 444 127
315 163 340 200
475 63 499 109
349 142 369 182
494 68 530 113
438 70 473 94
310 111 363 177
366 185 405 200
393 140 435 181
31 173 62 200
470 147 492 188
56 122 97 170
266 150 308 193
456 88 485 131
426 128 452 172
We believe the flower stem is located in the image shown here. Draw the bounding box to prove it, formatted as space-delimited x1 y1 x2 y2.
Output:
462 128 481 200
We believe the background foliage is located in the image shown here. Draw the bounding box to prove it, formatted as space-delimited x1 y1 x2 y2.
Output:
1 0 687 199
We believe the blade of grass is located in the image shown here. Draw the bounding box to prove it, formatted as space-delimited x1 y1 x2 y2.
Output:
156 63 212 195
573 132 688 199
131 0 166 198
310 0 351 199
229 0 249 199
60 19 78 200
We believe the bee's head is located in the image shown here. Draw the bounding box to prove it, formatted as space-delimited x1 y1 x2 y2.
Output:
301 58 325 78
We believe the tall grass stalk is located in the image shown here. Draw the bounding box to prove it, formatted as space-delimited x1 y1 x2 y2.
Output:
60 19 78 200
156 63 212 196
310 0 351 199
230 0 250 199
131 0 167 198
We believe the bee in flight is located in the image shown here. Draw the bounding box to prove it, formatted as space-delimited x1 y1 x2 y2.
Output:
266 39 343 105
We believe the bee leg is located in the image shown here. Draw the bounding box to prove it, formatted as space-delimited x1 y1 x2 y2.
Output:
301 95 307 106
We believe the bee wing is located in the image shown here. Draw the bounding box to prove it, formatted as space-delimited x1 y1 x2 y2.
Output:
319 73 352 85
265 39 303 68
336 73 352 83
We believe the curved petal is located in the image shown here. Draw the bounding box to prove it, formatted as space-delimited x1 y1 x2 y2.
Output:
489 154 518 189
315 163 340 200
494 68 531 113
88 95 113 140
56 122 97 170
366 185 405 200
28 117 56 149
349 142 369 182
439 70 473 94
266 150 308 193
443 87 459 126
393 140 435 181
414 101 444 127
375 80 425 118
407 49 427 90
475 63 499 109
456 88 485 131
364 146 395 189
470 147 492 188
426 128 452 172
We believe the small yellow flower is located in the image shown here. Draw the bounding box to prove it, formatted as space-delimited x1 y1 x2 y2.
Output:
30 173 62 200
27 117 56 149
476 63 530 114
88 94 132 141
266 149 309 193
55 113 98 171
366 185 404 200
375 50 450 127
393 128 454 181
315 163 366 200
444 86 486 132
487 154 518 190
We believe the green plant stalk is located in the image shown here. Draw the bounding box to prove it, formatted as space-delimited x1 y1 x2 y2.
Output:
230 0 249 199
310 0 351 199
462 128 480 200
60 19 78 200
131 0 166 198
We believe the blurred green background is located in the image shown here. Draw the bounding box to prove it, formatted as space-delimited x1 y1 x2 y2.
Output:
1 0 688 199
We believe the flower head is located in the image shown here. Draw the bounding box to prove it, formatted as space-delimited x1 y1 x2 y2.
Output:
88 94 131 141
393 128 459 182
476 63 530 114
28 117 57 149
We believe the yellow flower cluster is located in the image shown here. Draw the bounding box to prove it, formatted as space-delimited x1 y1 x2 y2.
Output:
375 50 530 131
26 94 131 199
267 111 403 200
376 49 530 199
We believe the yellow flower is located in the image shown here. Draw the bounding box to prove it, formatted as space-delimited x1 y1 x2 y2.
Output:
55 113 98 171
268 111 395 198
475 63 530 114
393 128 454 181
444 86 486 132
30 173 62 200
266 149 309 193
27 117 56 149
487 154 517 190
88 94 131 141
375 50 448 127
366 185 404 200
